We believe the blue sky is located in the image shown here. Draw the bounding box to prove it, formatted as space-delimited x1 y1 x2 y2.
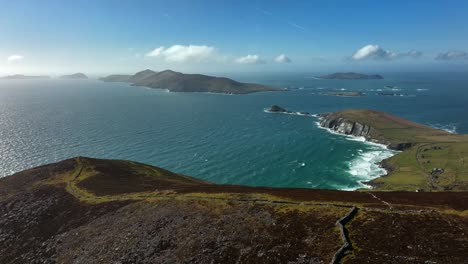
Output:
1 0 468 75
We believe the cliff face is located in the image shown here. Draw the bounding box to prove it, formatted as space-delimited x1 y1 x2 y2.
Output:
318 113 411 150
319 113 375 140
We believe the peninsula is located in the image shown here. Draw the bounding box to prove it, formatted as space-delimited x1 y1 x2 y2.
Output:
100 69 282 94
320 72 384 80
0 157 466 263
1 74 50 80
319 109 468 191
59 73 88 79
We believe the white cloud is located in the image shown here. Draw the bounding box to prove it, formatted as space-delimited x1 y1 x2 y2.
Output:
352 44 422 61
146 46 165 57
235 54 265 64
274 54 292 63
288 22 306 31
406 50 423 58
7 55 24 62
435 51 468 60
146 45 216 62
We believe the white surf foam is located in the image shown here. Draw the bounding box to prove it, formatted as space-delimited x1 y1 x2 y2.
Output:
430 123 457 134
264 109 313 117
314 116 398 190
347 148 396 189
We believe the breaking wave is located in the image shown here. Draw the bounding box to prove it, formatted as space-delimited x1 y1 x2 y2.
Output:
315 118 398 190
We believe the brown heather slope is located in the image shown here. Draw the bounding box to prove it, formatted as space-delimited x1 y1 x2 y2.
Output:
0 157 467 263
319 109 468 191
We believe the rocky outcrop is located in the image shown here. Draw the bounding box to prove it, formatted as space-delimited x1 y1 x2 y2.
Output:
266 105 312 117
267 105 290 113
319 113 373 138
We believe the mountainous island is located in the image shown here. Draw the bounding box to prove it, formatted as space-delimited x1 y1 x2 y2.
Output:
100 69 282 94
59 73 88 79
1 74 50 80
320 72 384 80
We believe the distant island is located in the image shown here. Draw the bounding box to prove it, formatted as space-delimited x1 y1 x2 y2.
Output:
320 91 365 97
100 69 282 94
320 72 384 80
60 73 88 79
1 74 50 80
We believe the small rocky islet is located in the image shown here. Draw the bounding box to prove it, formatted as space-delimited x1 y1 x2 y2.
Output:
266 105 311 116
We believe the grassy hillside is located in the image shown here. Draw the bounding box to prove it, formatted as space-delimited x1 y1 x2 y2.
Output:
322 109 468 191
0 157 467 263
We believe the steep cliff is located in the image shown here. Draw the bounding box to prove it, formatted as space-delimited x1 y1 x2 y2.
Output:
316 110 451 150
319 114 373 138
318 112 395 147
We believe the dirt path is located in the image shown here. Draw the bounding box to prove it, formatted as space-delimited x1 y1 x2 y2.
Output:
367 192 393 210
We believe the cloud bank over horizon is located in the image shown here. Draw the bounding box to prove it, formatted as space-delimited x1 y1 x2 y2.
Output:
7 55 24 62
146 45 217 62
235 55 266 64
274 54 292 63
352 45 422 61
435 51 468 61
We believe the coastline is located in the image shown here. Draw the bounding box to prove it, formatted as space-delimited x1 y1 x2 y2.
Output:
314 116 399 190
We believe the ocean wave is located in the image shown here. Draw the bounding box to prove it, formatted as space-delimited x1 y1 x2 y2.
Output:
314 117 398 190
416 88 429 91
430 123 457 133
347 148 396 189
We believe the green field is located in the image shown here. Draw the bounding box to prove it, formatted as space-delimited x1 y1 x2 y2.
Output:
328 109 468 191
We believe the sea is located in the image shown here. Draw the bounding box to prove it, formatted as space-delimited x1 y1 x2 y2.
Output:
1 72 467 190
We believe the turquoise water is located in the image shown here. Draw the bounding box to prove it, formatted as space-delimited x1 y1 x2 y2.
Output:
1 72 467 190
